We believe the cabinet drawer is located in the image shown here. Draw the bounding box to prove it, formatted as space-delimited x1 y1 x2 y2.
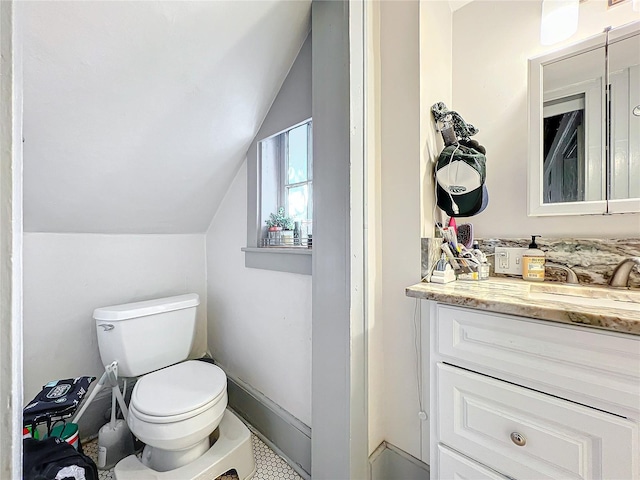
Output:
437 363 639 479
438 444 509 480
435 305 640 416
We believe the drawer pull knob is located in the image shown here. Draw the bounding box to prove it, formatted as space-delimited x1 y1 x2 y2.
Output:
510 432 526 446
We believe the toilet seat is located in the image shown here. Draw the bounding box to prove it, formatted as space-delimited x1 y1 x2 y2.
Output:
127 360 229 454
131 360 226 423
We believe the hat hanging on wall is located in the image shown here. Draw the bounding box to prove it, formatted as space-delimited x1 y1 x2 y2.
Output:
435 143 488 217
432 102 489 217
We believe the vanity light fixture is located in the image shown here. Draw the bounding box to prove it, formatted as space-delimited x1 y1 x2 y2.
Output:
540 0 580 45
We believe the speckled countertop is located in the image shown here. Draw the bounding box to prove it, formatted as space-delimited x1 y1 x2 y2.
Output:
406 278 640 335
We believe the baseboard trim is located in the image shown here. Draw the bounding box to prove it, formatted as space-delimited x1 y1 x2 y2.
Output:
370 442 430 480
225 373 311 479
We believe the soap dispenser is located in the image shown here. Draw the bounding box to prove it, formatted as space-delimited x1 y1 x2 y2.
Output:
522 235 545 282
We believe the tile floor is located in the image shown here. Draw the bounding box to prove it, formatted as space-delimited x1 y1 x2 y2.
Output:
83 434 302 480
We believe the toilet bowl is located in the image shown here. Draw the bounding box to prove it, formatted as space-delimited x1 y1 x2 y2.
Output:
93 294 255 479
115 408 256 480
127 360 228 471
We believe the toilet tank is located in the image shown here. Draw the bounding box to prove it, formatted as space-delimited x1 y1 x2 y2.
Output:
93 294 200 378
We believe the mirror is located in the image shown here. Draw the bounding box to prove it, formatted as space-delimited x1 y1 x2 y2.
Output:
609 32 640 203
542 46 605 204
529 21 640 216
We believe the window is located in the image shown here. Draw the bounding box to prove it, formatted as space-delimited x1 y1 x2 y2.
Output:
258 120 313 247
283 122 313 226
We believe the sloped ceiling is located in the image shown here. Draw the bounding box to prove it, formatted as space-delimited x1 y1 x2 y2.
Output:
22 1 310 233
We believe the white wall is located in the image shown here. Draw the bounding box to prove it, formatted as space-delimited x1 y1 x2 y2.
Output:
206 162 312 426
23 233 207 402
416 0 454 460
206 35 312 427
452 0 640 238
366 0 453 461
421 0 453 236
377 0 423 461
367 1 385 457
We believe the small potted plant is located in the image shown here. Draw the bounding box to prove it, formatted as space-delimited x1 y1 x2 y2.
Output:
266 207 294 245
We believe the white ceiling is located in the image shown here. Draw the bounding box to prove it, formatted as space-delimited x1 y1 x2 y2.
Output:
22 1 310 233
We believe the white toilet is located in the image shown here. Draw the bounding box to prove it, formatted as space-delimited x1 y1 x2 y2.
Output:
93 293 256 480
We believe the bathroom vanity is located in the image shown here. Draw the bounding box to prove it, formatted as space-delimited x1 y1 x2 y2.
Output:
406 279 640 480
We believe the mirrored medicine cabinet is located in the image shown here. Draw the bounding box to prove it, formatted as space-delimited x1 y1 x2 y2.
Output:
528 21 640 216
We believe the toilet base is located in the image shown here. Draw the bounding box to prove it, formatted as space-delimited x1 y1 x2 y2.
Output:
141 435 211 472
114 409 256 480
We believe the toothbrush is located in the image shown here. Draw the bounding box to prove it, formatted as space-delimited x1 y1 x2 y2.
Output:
441 243 461 270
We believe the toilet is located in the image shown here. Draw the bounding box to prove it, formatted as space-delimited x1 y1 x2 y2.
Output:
93 293 255 479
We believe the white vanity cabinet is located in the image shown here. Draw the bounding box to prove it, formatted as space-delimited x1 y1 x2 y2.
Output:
426 303 640 480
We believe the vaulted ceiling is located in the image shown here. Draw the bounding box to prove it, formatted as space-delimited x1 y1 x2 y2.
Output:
22 1 310 233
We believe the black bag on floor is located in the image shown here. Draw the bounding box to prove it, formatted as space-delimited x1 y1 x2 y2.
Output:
23 437 98 480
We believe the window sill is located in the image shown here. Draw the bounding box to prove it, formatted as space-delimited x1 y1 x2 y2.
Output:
241 247 312 275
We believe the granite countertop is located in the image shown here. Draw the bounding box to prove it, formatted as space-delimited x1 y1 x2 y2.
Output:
406 277 640 335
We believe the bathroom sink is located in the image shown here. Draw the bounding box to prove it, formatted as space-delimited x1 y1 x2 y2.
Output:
528 291 640 312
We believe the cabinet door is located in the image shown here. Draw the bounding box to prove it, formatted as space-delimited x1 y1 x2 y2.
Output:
438 444 509 480
437 363 639 479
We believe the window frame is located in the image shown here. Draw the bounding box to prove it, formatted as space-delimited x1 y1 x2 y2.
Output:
243 118 313 275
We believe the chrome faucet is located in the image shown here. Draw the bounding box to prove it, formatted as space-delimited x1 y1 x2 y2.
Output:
546 263 579 284
608 257 640 288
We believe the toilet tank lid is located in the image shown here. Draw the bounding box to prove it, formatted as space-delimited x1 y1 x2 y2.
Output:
93 293 200 322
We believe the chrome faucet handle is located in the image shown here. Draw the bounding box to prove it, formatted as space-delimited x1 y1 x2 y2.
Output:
545 263 580 284
608 257 640 289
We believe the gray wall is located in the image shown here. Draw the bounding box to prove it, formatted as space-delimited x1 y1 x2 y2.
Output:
246 34 312 248
0 1 24 475
311 1 368 478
